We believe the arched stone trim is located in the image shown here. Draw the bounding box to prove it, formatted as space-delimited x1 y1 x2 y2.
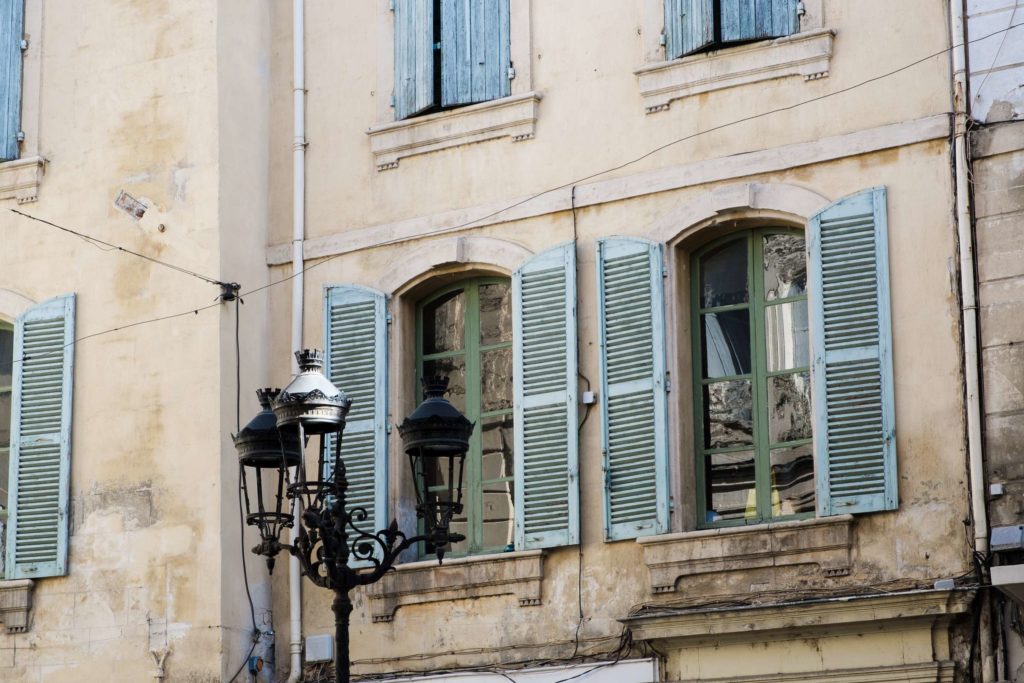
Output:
0 288 35 321
648 182 830 245
375 235 533 295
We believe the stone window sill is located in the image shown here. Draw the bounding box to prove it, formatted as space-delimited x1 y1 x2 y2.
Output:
0 156 45 203
0 579 34 633
364 549 544 623
636 515 853 594
634 29 834 113
366 92 542 171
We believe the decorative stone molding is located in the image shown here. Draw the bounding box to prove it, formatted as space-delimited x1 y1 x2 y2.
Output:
0 157 45 203
367 92 541 171
636 515 853 593
622 587 973 643
0 579 34 633
634 29 834 113
665 662 954 683
375 236 533 294
364 550 543 623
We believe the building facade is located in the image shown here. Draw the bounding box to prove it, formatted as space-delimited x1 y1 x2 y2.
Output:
0 1 1016 682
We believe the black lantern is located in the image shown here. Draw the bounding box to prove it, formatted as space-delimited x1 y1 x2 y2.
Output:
233 350 474 683
399 377 473 561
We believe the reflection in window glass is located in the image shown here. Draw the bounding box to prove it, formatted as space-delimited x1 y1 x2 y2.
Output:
703 380 753 449
423 289 465 354
705 451 756 522
1 321 11 574
422 357 467 413
480 348 513 412
770 444 815 515
769 372 812 444
763 234 806 300
702 310 751 378
479 283 512 346
765 300 809 372
700 238 748 308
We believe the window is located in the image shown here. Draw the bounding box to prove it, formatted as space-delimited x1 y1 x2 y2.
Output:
393 0 511 120
416 278 515 556
665 0 799 59
692 229 814 526
0 321 12 575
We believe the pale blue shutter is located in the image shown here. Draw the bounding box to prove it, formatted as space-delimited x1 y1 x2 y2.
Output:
324 286 388 563
440 0 510 107
0 0 24 160
665 0 714 59
721 0 799 43
6 294 75 579
808 188 897 516
513 243 579 549
596 238 670 541
394 0 436 120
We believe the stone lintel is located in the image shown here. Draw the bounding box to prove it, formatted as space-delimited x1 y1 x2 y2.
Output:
0 579 34 633
637 515 854 594
364 550 543 623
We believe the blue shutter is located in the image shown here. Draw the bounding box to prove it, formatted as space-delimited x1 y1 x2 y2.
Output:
721 0 799 42
596 238 670 541
513 243 579 549
665 0 714 59
0 0 24 160
6 294 75 579
394 0 436 120
324 285 388 564
441 0 510 107
808 188 897 516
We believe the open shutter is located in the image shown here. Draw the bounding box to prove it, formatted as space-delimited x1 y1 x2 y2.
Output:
721 0 799 43
665 0 714 59
324 285 388 563
441 0 510 107
596 238 669 541
513 243 579 549
0 0 24 160
6 294 75 579
394 0 436 120
808 188 897 516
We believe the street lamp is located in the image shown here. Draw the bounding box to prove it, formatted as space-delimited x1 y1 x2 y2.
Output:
234 349 472 683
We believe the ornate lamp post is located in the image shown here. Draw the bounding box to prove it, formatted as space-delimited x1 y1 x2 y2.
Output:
234 350 472 683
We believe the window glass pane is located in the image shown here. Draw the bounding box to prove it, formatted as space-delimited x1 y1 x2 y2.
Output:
700 238 748 308
422 356 466 413
482 482 514 550
703 380 753 449
422 289 465 354
763 234 806 300
705 451 756 523
479 283 512 346
480 347 513 412
768 371 812 444
702 310 751 378
765 300 809 372
0 324 12 388
481 415 514 481
770 444 815 516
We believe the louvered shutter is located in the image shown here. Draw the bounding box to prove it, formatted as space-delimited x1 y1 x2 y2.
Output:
6 294 75 579
0 0 24 160
513 243 579 549
394 0 436 120
596 238 670 541
808 188 897 516
721 0 799 43
324 285 388 563
440 0 510 107
665 0 714 59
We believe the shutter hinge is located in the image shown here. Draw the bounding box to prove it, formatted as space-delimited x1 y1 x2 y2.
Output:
669 497 675 511
662 265 668 278
390 93 395 108
433 41 441 51
16 131 25 142
20 38 28 51
389 0 395 10
385 312 393 324
386 423 393 434
659 32 666 47
508 65 516 80
665 377 671 393
796 1 806 16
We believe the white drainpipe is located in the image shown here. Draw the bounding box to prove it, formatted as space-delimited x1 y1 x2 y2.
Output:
287 0 306 681
949 1 993 681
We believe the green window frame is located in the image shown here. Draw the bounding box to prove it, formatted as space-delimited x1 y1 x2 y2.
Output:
692 227 814 528
0 320 12 571
416 277 514 557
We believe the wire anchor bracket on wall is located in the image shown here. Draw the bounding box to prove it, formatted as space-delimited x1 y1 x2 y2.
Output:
220 282 242 303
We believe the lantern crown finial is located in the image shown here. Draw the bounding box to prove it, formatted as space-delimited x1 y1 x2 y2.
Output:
422 375 449 399
295 348 325 371
256 387 280 409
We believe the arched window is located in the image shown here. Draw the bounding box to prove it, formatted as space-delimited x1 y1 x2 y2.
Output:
416 277 514 556
692 228 814 525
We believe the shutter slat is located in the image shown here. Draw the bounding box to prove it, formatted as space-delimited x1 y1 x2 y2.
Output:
721 0 799 42
441 0 510 108
597 238 670 541
394 0 436 120
7 294 75 579
810 188 897 516
324 286 388 565
514 243 579 550
665 0 714 59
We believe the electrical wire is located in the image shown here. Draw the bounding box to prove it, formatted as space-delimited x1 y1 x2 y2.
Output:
8 208 225 286
3 20 1022 376
972 3 1019 109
